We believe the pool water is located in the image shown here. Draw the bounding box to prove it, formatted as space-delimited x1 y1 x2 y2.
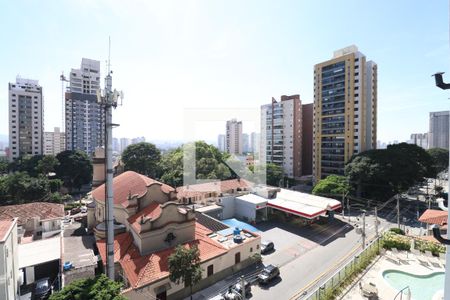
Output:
383 270 445 300
221 218 260 233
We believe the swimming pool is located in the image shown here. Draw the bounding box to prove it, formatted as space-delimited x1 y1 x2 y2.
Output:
383 270 445 300
221 218 260 233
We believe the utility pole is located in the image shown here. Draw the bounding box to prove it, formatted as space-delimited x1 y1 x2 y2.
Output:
397 195 400 229
347 196 351 221
375 207 379 238
362 210 366 250
240 275 246 300
342 192 345 218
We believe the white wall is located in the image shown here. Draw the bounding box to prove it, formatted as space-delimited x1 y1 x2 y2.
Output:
219 196 236 219
234 199 257 222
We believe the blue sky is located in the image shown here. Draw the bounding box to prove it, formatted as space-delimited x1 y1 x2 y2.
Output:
1 0 449 144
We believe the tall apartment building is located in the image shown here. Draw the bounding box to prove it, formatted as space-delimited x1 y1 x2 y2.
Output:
65 58 104 155
217 134 226 152
120 137 131 152
44 127 66 155
409 133 429 149
313 46 377 182
250 132 259 154
261 95 302 179
131 136 145 145
429 111 449 149
226 119 243 155
8 78 44 161
242 133 249 153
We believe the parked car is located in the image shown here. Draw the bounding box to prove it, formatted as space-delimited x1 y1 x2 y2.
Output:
70 207 81 215
32 277 52 300
258 264 280 284
260 240 274 254
233 279 251 296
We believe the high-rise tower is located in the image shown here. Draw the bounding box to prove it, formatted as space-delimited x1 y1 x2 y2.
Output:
65 58 105 155
8 77 43 161
313 46 377 182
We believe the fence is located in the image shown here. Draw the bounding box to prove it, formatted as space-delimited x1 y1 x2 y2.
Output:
295 236 382 300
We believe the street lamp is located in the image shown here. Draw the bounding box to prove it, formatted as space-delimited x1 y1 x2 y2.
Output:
432 72 450 300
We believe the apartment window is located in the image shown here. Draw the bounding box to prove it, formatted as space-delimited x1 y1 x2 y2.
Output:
250 247 253 253
207 265 214 277
235 252 241 264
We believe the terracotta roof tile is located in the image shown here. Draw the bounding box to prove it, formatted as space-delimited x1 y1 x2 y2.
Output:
0 219 15 242
97 232 134 263
127 203 162 233
418 209 448 225
0 202 64 226
176 179 252 199
92 171 175 208
98 222 227 289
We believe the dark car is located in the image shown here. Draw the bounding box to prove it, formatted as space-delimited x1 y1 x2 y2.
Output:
260 240 274 254
233 279 251 296
258 264 280 284
32 277 52 300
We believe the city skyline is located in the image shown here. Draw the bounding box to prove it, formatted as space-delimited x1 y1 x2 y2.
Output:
1 1 449 144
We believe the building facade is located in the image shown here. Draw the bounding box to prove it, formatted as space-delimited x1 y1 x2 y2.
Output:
429 111 449 149
302 103 313 176
261 95 302 179
0 218 19 300
313 45 377 182
409 133 429 149
225 119 243 155
217 134 225 152
120 137 131 153
44 127 66 155
8 78 43 161
65 58 104 155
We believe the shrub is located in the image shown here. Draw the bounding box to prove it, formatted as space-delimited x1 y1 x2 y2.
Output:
414 238 446 256
389 227 405 235
382 231 410 251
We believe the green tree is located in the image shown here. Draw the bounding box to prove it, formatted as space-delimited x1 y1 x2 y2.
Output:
345 143 434 200
10 155 44 177
0 172 50 205
55 150 92 191
122 142 161 178
0 159 8 175
312 175 350 196
159 141 233 186
168 244 202 300
37 155 60 175
427 148 449 177
266 163 284 186
49 274 125 300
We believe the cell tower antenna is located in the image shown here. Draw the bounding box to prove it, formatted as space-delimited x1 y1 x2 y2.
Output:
107 36 111 75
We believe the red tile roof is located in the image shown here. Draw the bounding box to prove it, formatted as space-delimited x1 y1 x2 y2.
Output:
97 231 134 263
127 203 162 233
176 179 252 199
0 202 64 226
92 171 175 208
0 219 15 242
97 222 227 289
418 209 448 225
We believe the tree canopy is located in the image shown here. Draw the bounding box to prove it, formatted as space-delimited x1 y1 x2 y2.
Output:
55 150 92 191
168 244 202 299
49 274 125 300
0 172 49 205
159 141 233 186
312 175 350 197
122 142 162 178
427 148 449 177
345 143 434 200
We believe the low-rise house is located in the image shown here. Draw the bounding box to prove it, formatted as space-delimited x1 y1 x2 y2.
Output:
90 171 260 300
0 203 64 291
418 209 448 236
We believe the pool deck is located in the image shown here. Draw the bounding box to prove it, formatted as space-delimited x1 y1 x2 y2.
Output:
341 250 445 300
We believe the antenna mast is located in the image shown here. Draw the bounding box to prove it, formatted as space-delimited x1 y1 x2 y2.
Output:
99 36 123 280
59 72 68 133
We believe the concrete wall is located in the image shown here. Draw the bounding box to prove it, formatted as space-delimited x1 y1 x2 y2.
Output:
234 198 257 222
219 196 236 219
